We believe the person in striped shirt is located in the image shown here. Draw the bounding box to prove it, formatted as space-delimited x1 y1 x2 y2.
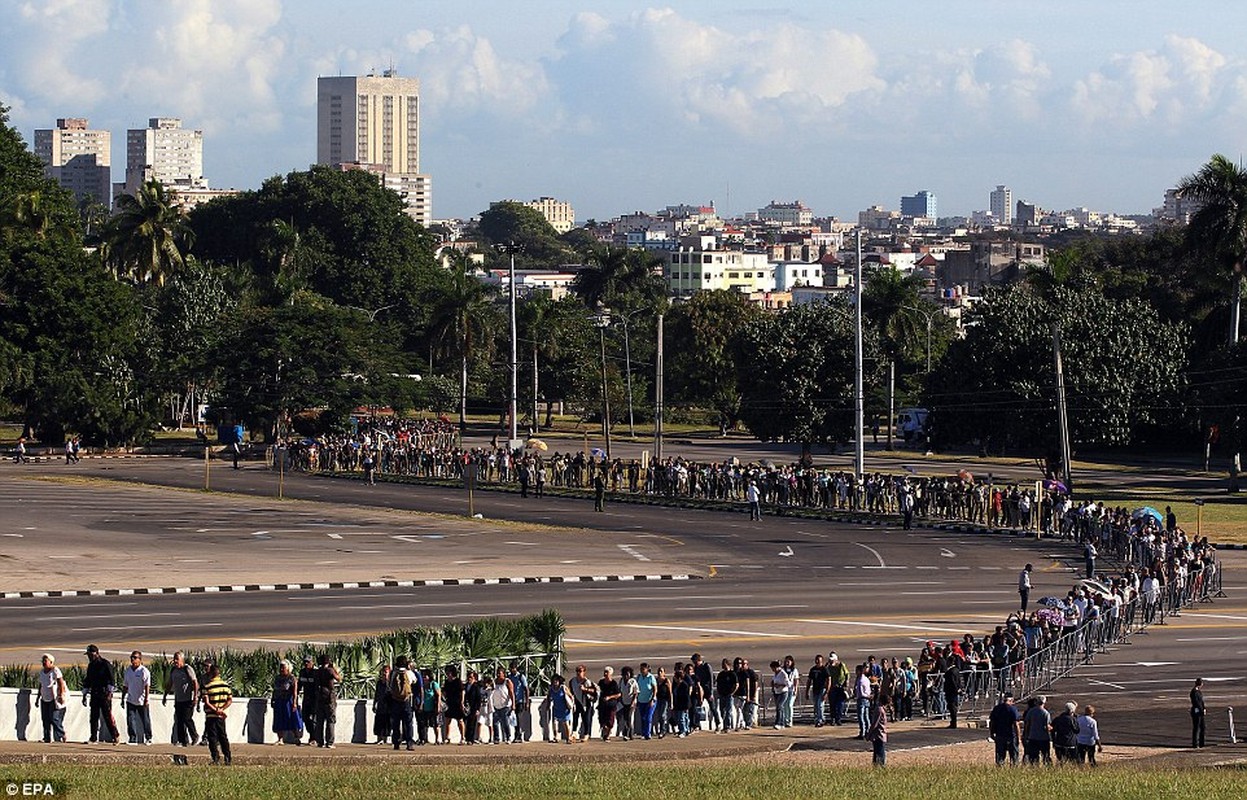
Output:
200 661 233 765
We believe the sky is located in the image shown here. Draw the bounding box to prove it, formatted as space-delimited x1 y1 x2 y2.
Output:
4 1 1247 222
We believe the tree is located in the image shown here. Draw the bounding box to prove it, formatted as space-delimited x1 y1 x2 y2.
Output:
476 201 570 267
924 284 1188 458
665 290 763 428
517 294 599 427
1178 154 1247 346
101 180 192 284
423 250 500 428
571 246 667 313
736 299 877 459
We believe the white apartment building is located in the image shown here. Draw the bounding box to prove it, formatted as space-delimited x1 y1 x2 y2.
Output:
757 200 814 227
117 117 205 200
774 260 823 291
989 185 1013 225
317 70 432 225
524 197 576 234
34 118 111 209
666 236 774 297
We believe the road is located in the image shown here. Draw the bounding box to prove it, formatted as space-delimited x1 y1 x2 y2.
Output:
1 457 1243 748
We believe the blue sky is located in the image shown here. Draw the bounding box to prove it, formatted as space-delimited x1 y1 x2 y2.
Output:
4 1 1246 221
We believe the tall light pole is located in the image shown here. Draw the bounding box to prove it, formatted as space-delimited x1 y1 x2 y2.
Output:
655 312 664 460
496 241 524 447
854 229 865 477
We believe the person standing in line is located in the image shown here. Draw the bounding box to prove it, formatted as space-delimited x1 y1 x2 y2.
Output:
616 666 638 741
867 686 888 767
297 655 319 746
1084 541 1098 579
781 655 800 729
1076 705 1101 766
828 652 850 726
441 665 467 744
715 658 738 732
593 472 606 512
507 662 530 743
988 692 1022 766
1022 695 1053 764
1051 701 1080 763
313 654 341 748
547 674 574 743
535 462 545 498
1190 677 1206 748
417 668 439 746
943 654 962 729
854 664 872 739
82 644 119 744
362 448 376 485
746 480 761 521
373 663 394 745
162 651 199 747
122 650 153 745
36 654 68 743
1018 564 1033 613
634 662 657 740
596 667 621 741
200 661 232 766
691 653 714 731
271 659 300 746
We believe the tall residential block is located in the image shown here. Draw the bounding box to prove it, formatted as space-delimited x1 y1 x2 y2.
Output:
118 117 206 200
900 190 937 220
989 184 1013 225
34 118 111 209
525 197 576 233
317 69 432 225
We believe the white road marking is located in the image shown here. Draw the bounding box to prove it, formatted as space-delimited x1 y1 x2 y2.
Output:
795 618 970 634
238 638 329 645
564 638 615 644
37 612 181 621
617 544 651 562
1088 678 1127 690
940 548 955 558
386 612 521 621
327 533 343 539
70 623 222 632
1176 637 1246 642
1180 612 1247 622
15 602 139 610
778 546 794 557
840 581 941 587
506 541 538 546
338 602 472 611
683 604 808 612
853 542 886 568
900 590 1012 596
617 624 795 639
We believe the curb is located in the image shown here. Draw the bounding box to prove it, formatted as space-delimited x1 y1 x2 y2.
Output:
12 454 182 463
0 573 697 600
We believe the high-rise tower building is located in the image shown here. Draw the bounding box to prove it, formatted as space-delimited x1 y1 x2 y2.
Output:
34 118 112 209
989 185 1013 225
316 69 432 225
117 117 206 200
900 190 937 220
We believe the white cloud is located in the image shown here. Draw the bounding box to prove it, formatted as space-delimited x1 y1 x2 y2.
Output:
399 25 550 117
1070 35 1243 127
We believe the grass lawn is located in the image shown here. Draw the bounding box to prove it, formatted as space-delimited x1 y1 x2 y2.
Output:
0 763 1242 800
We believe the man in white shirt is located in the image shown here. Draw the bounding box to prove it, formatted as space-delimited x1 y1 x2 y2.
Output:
1018 564 1033 613
122 650 152 745
37 654 68 743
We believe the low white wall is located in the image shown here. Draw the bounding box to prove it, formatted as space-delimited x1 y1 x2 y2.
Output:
0 688 558 744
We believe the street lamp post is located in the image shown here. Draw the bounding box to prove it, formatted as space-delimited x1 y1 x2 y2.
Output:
496 241 524 447
854 229 865 477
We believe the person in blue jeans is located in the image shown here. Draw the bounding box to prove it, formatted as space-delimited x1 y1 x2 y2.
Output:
634 663 657 740
769 661 792 729
806 654 829 728
855 664 872 738
673 672 692 737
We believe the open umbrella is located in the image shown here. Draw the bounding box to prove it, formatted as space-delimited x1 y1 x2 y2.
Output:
957 469 974 483
1132 506 1163 526
1043 478 1069 494
525 438 548 452
591 447 607 459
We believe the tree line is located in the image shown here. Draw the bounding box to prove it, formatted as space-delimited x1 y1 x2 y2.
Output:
1 106 1243 486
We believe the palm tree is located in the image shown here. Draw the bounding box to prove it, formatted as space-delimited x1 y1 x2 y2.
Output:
862 266 933 448
572 246 665 312
1 189 75 243
1178 154 1247 346
101 180 192 284
425 250 496 429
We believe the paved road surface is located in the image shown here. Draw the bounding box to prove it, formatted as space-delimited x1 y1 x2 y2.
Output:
1 458 1243 749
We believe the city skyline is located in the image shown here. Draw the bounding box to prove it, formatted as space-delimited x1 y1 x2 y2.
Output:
4 1 1247 221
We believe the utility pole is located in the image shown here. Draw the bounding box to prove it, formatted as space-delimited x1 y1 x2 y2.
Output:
599 324 612 458
655 312 664 460
1053 323 1073 493
886 361 895 452
854 229 865 477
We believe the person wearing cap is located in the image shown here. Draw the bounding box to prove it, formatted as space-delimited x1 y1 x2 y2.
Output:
988 692 1022 765
298 655 319 746
1022 695 1053 764
36 654 68 743
1052 700 1080 763
828 652 850 726
82 644 120 744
